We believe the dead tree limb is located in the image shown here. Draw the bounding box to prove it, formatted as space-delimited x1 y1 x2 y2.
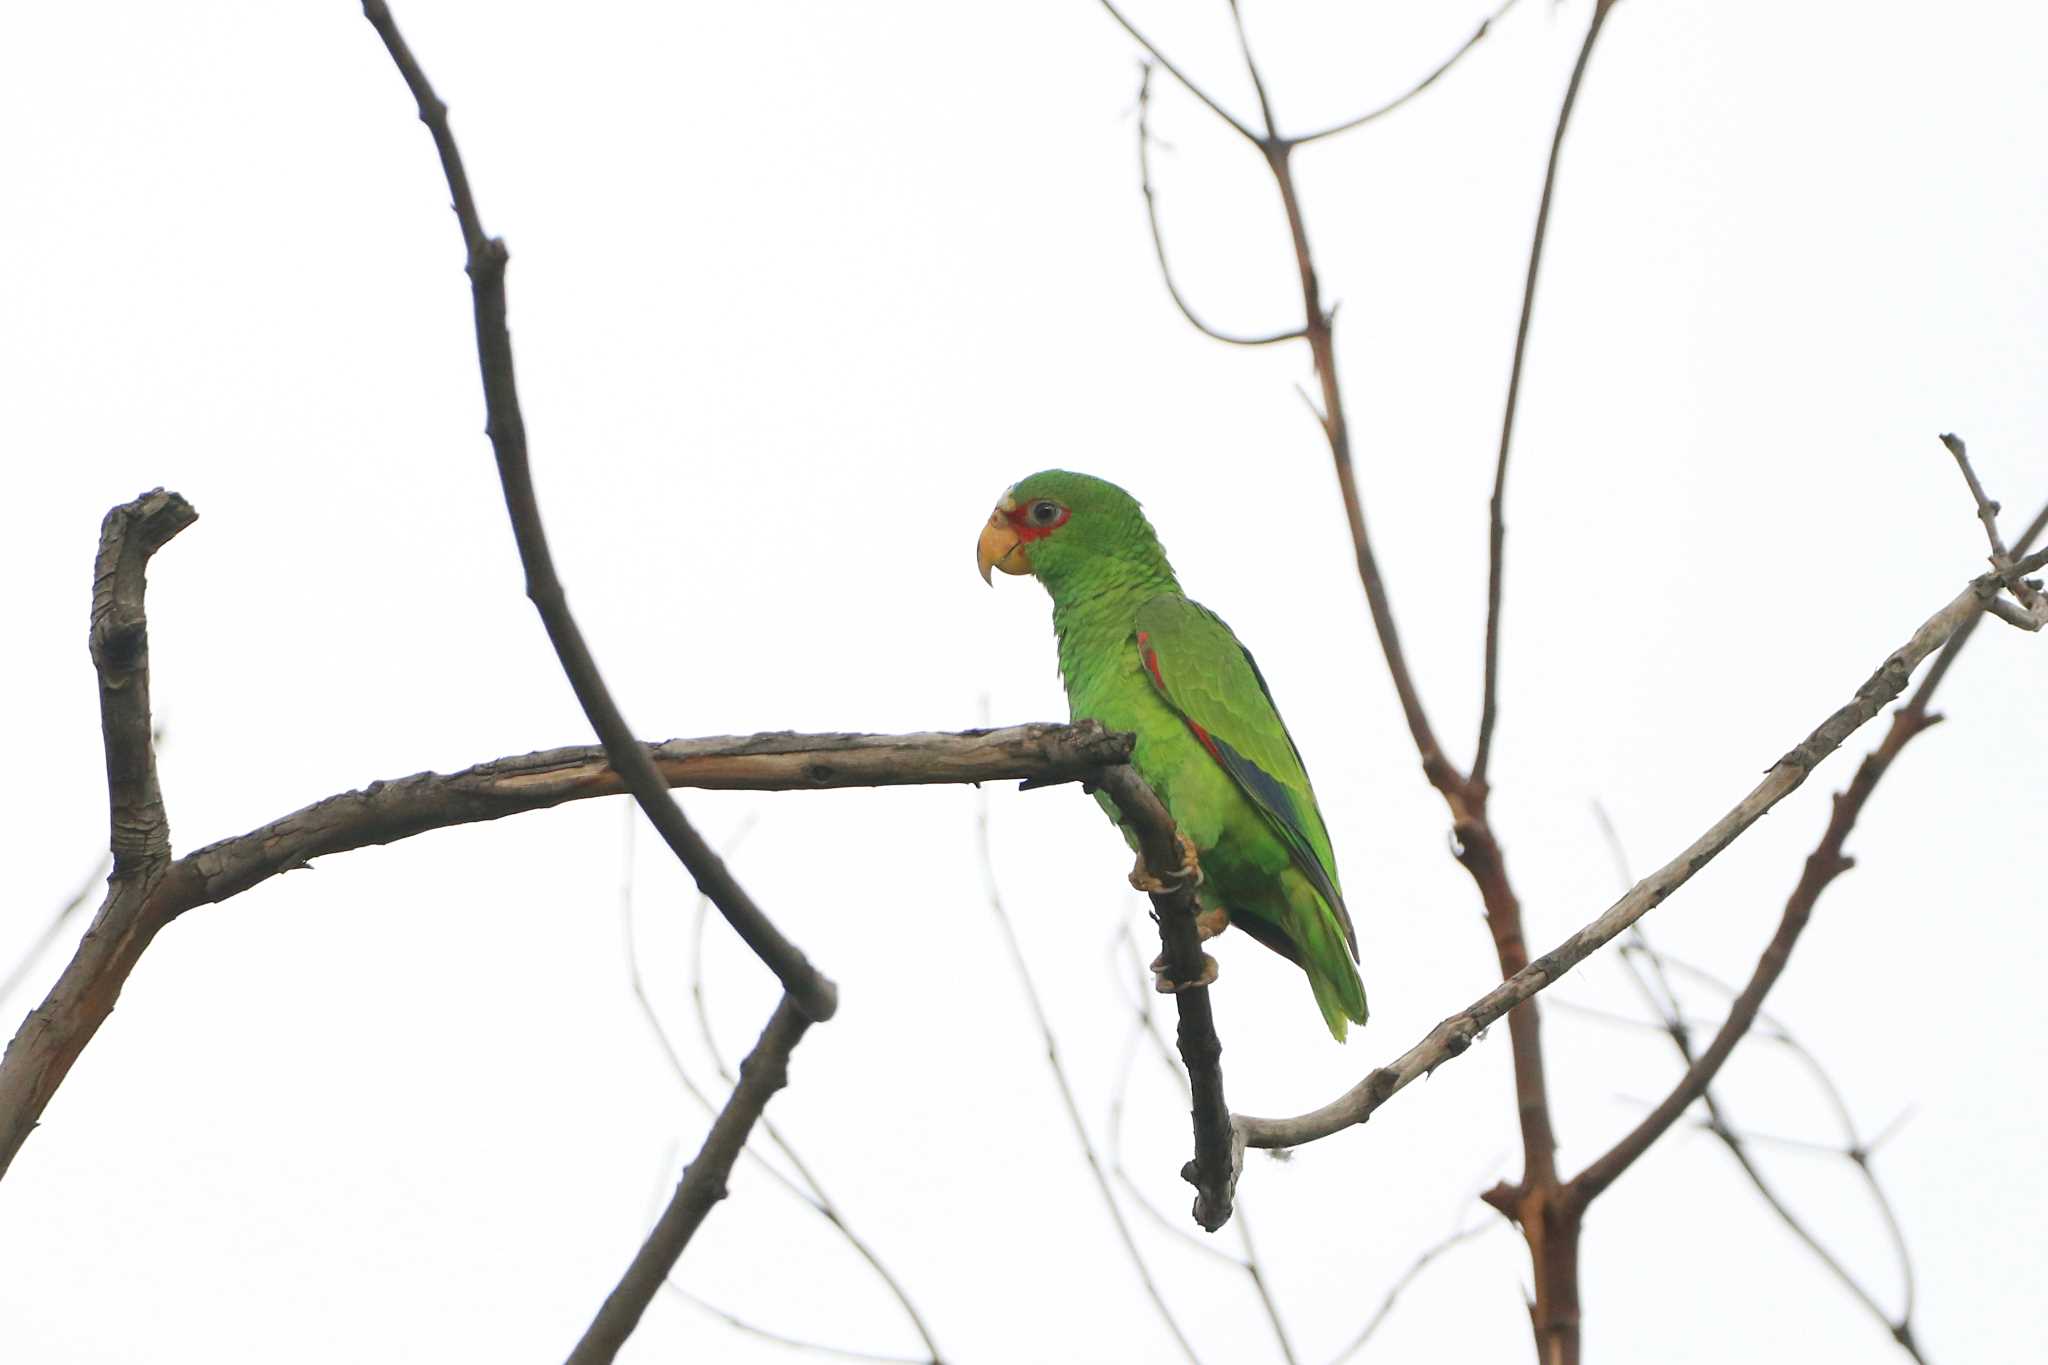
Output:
0 490 194 1180
565 996 813 1365
359 0 836 1024
1093 766 1237 1232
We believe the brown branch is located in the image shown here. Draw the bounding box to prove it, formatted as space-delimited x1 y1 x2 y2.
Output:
1093 766 1237 1232
565 996 814 1365
1471 0 1616 788
162 724 1125 914
1137 64 1305 347
0 722 1127 1173
1233 547 2048 1152
1293 0 1528 146
1568 705 1937 1204
359 0 836 1023
0 490 194 1180
1111 8 1620 1349
1107 924 1300 1359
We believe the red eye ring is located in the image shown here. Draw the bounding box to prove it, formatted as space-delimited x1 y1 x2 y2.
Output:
1008 499 1069 543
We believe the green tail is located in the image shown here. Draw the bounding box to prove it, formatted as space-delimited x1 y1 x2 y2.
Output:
1310 962 1369 1042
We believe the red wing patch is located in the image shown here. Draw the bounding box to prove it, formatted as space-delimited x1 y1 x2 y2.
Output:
1137 630 1223 763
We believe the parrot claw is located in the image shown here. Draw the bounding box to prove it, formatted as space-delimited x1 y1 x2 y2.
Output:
1194 905 1229 941
1150 951 1220 994
1129 833 1203 895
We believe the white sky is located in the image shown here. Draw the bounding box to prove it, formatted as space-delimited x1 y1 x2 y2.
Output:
3 2 2044 1361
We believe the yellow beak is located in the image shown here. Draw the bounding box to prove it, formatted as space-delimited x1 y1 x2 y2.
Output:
976 504 1033 584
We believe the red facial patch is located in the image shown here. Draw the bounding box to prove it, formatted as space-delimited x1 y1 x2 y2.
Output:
1138 631 1223 762
1005 500 1070 544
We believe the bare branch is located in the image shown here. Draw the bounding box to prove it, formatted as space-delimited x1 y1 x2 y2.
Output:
1137 64 1306 347
1092 766 1237 1231
660 1284 935 1365
673 829 945 1362
1096 0 1259 143
566 996 814 1365
0 854 110 1008
0 721 1128 1171
1107 924 1299 1358
1472 0 1616 788
1574 495 2047 1205
615 818 945 1363
1235 547 2048 1152
1223 0 1279 139
976 797 1204 1365
359 0 836 1022
0 489 194 1180
161 724 1123 914
1324 1221 1494 1365
1567 702 1937 1204
1293 0 1528 146
1939 433 2038 607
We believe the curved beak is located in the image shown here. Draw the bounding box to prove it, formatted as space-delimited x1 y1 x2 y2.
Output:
976 504 1032 584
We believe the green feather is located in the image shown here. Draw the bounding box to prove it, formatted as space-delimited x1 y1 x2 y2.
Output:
998 470 1368 1040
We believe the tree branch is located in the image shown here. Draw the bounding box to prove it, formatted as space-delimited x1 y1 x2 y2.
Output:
359 0 837 1023
1472 0 1615 788
1096 0 1259 144
0 721 1128 1176
1292 0 1527 146
1137 64 1305 347
1233 547 2048 1152
1092 766 1237 1232
0 489 194 1180
977 798 1203 1365
1570 494 2046 1202
565 995 813 1365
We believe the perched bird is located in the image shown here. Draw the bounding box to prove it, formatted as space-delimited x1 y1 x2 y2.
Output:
977 470 1367 1040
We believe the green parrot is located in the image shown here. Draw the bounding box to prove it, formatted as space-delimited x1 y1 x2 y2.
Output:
977 470 1367 1040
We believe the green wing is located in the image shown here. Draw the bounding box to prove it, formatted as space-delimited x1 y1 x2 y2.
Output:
1133 596 1358 956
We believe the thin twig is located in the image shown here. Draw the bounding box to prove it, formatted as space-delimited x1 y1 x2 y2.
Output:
1472 0 1616 788
660 1284 934 1365
1323 1221 1494 1365
975 793 1204 1365
0 854 111 1008
1938 433 2037 612
1137 64 1305 347
1096 0 1259 143
1293 0 1528 146
359 0 836 1023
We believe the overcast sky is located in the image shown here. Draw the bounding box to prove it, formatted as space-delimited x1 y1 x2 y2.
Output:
4 2 2044 1362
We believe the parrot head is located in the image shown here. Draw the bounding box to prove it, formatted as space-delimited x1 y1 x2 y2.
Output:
975 470 1174 595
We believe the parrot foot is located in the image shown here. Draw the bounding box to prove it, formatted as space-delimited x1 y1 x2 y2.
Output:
1150 951 1219 994
1129 833 1203 896
1194 905 1229 941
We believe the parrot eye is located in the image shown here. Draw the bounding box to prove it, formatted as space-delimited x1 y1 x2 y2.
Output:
1028 500 1062 526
